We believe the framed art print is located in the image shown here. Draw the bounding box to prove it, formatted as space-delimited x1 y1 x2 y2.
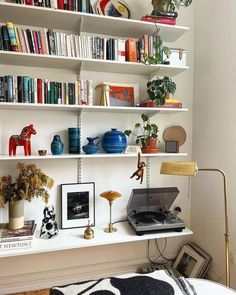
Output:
104 82 139 107
173 244 206 278
61 182 95 229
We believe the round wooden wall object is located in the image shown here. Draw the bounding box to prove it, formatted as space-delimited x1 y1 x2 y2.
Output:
163 126 186 146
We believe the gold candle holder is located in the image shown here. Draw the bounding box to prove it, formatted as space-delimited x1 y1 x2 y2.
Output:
100 190 121 233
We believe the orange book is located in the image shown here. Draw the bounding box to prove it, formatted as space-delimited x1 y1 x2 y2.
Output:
125 38 137 62
39 30 47 55
143 35 149 56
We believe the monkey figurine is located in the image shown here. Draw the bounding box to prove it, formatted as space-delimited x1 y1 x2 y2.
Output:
130 153 146 184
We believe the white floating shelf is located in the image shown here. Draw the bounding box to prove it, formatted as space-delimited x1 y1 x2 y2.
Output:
0 102 188 115
0 51 189 75
0 3 189 41
0 153 188 161
0 222 193 258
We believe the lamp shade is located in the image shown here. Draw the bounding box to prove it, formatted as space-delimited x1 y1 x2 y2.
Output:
160 161 198 176
100 190 121 201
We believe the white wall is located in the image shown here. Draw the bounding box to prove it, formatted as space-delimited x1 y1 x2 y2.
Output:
0 2 194 293
193 0 236 287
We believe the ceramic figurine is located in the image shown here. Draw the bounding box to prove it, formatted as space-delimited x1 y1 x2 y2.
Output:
40 205 59 239
9 124 37 156
51 135 64 155
102 128 127 153
130 153 146 184
82 137 100 154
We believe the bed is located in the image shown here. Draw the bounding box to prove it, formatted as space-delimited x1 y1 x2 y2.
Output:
50 270 236 295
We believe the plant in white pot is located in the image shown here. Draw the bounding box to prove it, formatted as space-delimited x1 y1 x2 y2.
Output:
124 113 160 153
0 163 54 230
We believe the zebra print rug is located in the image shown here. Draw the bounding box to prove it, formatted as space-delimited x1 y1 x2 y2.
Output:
50 270 197 295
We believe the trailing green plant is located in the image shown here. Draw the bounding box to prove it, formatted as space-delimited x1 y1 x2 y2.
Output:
147 76 176 105
124 113 159 146
152 0 192 13
0 163 54 206
143 37 170 65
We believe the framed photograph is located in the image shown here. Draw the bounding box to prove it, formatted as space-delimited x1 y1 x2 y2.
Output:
61 182 95 229
173 244 206 278
104 82 139 107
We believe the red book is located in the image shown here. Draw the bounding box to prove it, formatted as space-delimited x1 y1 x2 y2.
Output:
57 0 64 9
37 79 43 104
125 39 137 62
141 16 176 25
25 0 33 5
68 0 72 10
158 102 182 108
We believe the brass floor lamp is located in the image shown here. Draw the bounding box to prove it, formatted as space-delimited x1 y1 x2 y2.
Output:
160 161 230 287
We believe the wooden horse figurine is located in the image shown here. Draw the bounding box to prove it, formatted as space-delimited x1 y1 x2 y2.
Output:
9 124 37 156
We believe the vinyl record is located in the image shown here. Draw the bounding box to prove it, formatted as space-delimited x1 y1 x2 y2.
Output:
163 126 186 146
98 0 131 18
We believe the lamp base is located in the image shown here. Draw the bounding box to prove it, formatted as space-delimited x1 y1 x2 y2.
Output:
104 224 117 233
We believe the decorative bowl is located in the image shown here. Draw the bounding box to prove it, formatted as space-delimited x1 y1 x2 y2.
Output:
38 150 47 156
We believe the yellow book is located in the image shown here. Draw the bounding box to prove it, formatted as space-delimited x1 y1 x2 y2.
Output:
165 98 180 103
13 25 22 52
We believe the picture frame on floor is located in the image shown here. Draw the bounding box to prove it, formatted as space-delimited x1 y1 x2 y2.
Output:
173 244 206 278
61 182 95 229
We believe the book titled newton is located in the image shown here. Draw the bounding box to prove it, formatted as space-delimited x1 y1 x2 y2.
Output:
0 220 36 240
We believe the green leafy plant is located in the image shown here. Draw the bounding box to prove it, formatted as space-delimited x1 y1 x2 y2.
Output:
124 113 159 146
0 163 54 206
152 0 192 13
143 37 170 65
147 76 176 105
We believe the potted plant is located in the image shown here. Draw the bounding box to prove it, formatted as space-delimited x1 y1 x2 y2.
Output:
0 163 54 230
151 0 192 15
124 113 160 153
146 76 176 106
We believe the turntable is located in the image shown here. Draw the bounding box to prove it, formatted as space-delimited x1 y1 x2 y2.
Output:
127 187 185 236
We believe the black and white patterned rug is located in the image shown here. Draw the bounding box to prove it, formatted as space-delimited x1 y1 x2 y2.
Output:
50 270 197 295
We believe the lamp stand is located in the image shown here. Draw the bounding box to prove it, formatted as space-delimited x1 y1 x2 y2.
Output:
198 168 230 287
104 200 117 233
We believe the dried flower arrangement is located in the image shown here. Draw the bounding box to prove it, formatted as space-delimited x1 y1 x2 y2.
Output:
0 163 54 206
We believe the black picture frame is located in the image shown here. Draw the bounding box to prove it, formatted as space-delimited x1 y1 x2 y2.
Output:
61 182 95 229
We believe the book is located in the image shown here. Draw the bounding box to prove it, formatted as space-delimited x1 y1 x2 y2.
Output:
141 15 176 25
0 239 33 251
0 220 36 242
158 102 182 108
1 25 11 51
0 77 5 102
125 38 137 62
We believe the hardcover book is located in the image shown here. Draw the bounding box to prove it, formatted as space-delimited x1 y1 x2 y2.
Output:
0 239 33 251
0 220 36 242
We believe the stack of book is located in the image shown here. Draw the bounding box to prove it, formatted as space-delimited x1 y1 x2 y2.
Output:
158 98 182 108
0 75 93 105
141 11 178 25
1 0 93 13
0 220 36 251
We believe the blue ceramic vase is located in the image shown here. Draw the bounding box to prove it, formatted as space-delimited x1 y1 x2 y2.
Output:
82 137 100 154
102 128 127 153
51 135 64 155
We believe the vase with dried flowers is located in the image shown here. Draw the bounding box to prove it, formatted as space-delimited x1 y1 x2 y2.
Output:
0 163 54 230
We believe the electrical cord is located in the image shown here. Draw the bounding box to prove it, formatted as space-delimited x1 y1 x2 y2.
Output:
112 219 128 225
147 238 173 265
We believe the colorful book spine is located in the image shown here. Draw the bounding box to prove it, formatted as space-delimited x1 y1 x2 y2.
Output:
6 22 18 52
141 15 176 25
125 38 137 62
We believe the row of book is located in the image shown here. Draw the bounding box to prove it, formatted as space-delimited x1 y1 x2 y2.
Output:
1 0 94 13
0 220 36 251
0 75 93 105
0 22 164 63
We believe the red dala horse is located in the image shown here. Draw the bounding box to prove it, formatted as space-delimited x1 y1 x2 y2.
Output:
9 124 37 156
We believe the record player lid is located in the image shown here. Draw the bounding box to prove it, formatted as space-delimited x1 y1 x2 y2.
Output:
127 187 179 214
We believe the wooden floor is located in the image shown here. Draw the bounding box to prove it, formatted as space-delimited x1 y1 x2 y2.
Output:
13 289 50 295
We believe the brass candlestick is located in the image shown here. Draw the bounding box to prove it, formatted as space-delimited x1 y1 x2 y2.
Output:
100 190 121 233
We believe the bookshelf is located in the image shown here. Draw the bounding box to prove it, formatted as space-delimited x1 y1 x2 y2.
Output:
0 51 189 75
0 3 189 41
0 2 191 260
0 221 193 258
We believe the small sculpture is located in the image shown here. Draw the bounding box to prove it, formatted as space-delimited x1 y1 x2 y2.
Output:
95 83 110 106
130 153 146 184
82 137 100 154
40 205 59 239
51 135 64 155
9 124 37 156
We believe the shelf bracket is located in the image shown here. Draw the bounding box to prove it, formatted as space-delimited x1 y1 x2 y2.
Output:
146 157 151 188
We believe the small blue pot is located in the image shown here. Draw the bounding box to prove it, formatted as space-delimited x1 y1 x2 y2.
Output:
82 137 100 154
51 135 64 155
68 128 80 154
102 128 127 153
